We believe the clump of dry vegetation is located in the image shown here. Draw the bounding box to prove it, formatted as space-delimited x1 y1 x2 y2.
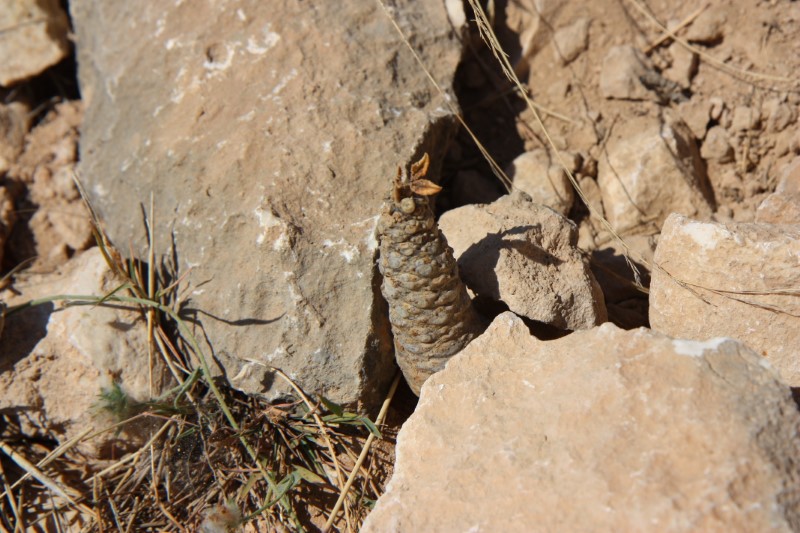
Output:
0 198 400 532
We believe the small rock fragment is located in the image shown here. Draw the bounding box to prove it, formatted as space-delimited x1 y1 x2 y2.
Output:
730 105 760 131
709 96 725 120
763 98 798 133
439 191 607 330
599 45 655 100
663 42 697 89
701 125 734 163
506 149 574 215
364 313 800 532
0 102 29 173
676 99 711 139
650 213 800 385
0 186 14 266
686 10 726 44
552 17 591 65
756 157 800 224
600 45 683 102
0 0 71 86
597 114 713 233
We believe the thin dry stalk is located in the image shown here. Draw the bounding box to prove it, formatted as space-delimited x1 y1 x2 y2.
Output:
626 0 799 88
323 371 401 532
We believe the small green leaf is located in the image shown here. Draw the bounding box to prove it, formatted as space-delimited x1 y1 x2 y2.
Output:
292 465 326 485
320 396 344 417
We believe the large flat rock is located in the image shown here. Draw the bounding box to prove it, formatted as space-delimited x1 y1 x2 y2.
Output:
364 313 800 532
70 1 464 406
650 213 800 385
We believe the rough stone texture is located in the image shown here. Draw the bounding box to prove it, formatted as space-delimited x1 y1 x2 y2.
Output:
552 17 590 65
663 41 697 89
650 213 800 385
0 186 13 266
503 0 566 69
676 98 711 140
0 0 70 86
599 45 654 101
731 105 760 132
506 149 574 215
438 191 606 330
701 125 735 163
756 157 800 224
0 102 29 173
763 98 798 133
71 1 464 406
6 101 91 270
686 9 727 43
598 114 713 233
363 312 800 532
0 248 169 457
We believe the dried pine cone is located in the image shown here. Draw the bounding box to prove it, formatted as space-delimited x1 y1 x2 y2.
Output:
377 153 484 395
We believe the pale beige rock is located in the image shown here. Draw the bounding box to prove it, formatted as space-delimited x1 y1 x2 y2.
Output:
763 98 798 133
756 157 800 224
0 186 13 266
552 17 590 65
364 312 800 532
686 9 726 43
650 213 800 385
600 45 654 100
0 0 70 86
439 191 606 330
0 102 29 173
504 0 565 69
6 101 88 270
663 41 697 89
701 125 734 163
506 149 574 215
0 248 170 457
72 1 462 406
598 114 713 233
676 99 711 140
731 105 760 131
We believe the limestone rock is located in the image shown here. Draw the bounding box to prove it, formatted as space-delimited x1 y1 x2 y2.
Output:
676 99 710 140
0 0 70 86
0 186 13 266
506 149 574 215
731 105 760 132
756 157 800 224
686 9 726 44
763 98 798 133
599 45 681 103
0 248 169 457
598 114 713 233
701 125 735 163
0 102 29 173
650 214 800 385
364 313 800 532
71 1 462 407
552 17 590 65
663 41 697 89
6 101 89 270
599 45 654 101
438 191 606 330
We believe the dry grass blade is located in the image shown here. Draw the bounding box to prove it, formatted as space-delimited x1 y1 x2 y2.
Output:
374 0 514 192
0 428 93 502
642 3 708 53
0 442 92 516
323 371 401 532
